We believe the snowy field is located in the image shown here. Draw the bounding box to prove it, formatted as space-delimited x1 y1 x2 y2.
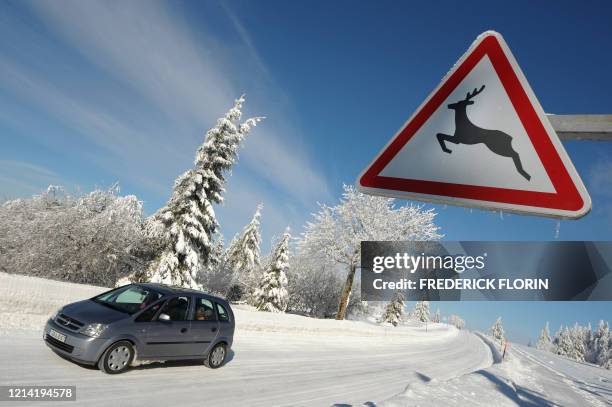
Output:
1 272 610 406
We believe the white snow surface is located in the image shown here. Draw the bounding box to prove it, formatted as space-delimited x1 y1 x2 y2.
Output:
381 337 612 407
1 272 610 406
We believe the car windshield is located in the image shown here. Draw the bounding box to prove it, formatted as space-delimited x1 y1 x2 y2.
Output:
93 285 164 315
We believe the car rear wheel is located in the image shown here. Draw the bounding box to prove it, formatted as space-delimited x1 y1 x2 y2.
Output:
205 343 226 369
98 341 134 374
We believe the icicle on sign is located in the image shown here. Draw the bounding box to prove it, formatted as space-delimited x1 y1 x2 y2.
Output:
357 31 591 219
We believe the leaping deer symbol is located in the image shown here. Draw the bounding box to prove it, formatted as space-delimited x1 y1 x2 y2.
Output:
436 85 531 181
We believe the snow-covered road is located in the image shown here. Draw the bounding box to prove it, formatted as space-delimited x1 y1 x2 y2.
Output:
0 328 492 406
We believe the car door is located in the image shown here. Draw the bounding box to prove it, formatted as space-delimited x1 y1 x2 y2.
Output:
189 297 220 355
141 296 200 358
215 302 234 339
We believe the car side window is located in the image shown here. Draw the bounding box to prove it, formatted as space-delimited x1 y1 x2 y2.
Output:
135 302 162 322
216 303 230 322
158 296 190 321
192 298 216 321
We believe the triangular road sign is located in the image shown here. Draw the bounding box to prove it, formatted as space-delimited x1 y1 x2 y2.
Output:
358 31 591 219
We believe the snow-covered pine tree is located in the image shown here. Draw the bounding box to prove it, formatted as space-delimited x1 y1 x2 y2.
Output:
569 323 586 362
380 291 404 327
537 322 553 351
299 185 442 320
594 320 610 367
584 322 595 361
148 96 262 288
433 308 441 323
552 326 561 350
537 321 612 368
491 317 505 346
209 236 225 277
224 204 263 299
195 235 228 294
225 204 263 274
555 326 573 357
412 301 430 323
253 229 291 312
449 315 465 330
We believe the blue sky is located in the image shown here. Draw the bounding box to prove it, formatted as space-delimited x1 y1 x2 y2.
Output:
1 0 611 343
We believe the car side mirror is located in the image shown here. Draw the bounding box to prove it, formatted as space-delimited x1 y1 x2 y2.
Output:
158 313 171 322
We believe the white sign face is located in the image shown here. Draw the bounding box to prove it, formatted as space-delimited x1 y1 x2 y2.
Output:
358 31 591 219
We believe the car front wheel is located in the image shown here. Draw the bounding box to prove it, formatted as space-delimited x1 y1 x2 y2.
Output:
98 341 134 374
205 343 226 369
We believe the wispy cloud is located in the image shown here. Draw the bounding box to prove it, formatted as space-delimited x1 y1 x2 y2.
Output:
0 58 183 195
0 160 61 199
26 0 235 128
1 0 332 243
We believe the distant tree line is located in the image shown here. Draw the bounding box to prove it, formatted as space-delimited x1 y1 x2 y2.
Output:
537 321 611 369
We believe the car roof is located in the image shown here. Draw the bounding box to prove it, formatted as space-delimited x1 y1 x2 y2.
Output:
136 283 228 304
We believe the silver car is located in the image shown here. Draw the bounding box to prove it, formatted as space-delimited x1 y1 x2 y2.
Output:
43 283 235 374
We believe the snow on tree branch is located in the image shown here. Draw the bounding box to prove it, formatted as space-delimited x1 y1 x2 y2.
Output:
299 184 442 320
147 96 263 288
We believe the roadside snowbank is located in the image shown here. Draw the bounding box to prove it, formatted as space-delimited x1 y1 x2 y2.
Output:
0 272 456 341
380 338 612 406
0 272 107 332
380 350 532 407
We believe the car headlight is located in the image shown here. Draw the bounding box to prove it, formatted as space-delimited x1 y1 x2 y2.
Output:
81 323 108 338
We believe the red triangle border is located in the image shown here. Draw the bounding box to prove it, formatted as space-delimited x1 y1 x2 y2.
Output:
359 34 586 214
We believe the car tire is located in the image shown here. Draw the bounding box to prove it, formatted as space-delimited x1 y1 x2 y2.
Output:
98 341 135 374
204 343 226 369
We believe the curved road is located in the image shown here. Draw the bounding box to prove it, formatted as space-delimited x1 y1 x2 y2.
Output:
0 329 492 406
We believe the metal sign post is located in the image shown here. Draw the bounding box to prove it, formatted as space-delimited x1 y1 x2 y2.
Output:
549 115 612 141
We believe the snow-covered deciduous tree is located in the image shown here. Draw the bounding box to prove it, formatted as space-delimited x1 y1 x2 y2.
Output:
449 315 465 330
147 96 262 288
411 301 430 323
537 322 553 352
286 254 348 318
491 317 505 346
0 185 146 286
432 308 441 323
380 291 404 327
253 229 290 312
299 185 442 320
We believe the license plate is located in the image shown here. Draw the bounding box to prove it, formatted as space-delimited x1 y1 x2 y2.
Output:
49 329 66 343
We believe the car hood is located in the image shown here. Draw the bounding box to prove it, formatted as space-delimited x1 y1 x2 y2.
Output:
61 299 130 325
